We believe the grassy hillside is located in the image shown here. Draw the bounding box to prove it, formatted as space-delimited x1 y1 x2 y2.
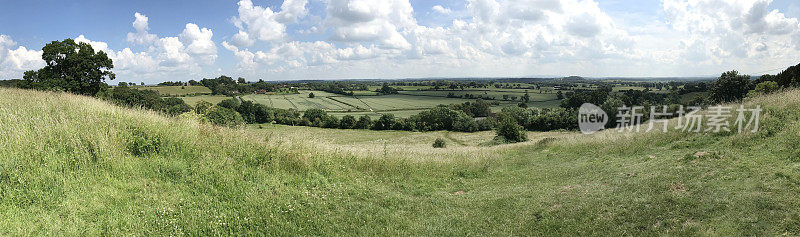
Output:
2 87 800 235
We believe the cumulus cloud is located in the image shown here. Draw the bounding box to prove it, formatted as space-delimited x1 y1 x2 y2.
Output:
662 0 800 65
180 23 218 65
73 13 219 82
225 0 643 78
432 5 452 14
0 35 45 79
229 0 309 47
326 0 415 49
8 0 800 81
126 12 157 45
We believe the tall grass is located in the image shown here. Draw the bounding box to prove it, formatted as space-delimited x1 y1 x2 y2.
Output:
2 87 800 235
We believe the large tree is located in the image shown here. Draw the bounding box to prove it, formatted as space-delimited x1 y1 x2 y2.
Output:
23 39 115 95
708 71 751 103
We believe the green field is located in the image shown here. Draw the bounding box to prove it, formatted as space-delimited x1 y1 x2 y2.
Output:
180 95 232 106
134 85 212 96
4 87 800 235
241 90 531 117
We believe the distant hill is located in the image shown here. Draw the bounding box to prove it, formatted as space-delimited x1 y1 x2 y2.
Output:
561 76 585 82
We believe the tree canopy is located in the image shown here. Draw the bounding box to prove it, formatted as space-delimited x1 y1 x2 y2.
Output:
23 38 115 95
709 71 751 103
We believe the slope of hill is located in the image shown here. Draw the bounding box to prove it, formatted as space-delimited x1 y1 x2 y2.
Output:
1 87 800 235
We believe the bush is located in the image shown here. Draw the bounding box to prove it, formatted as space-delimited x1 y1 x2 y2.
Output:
452 115 479 132
204 106 244 127
321 115 340 128
195 101 213 114
433 138 447 148
355 115 373 129
303 108 327 123
392 118 415 131
340 115 357 129
217 98 240 110
372 114 397 130
495 116 527 143
126 128 161 156
163 97 192 116
748 81 779 97
409 107 472 131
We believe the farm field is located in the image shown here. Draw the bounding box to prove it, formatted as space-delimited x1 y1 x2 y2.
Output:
242 90 355 111
241 90 536 118
179 95 232 106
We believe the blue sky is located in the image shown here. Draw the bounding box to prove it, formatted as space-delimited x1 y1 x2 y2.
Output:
1 0 800 83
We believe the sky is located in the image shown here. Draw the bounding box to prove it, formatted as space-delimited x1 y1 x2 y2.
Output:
1 0 800 83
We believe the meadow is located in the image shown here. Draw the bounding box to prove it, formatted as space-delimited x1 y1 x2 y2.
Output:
2 87 800 235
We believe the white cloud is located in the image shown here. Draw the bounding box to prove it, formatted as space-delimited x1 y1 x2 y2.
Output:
126 12 157 45
326 0 415 49
70 14 220 83
661 0 800 73
229 0 309 47
180 23 218 65
432 5 452 15
0 35 45 79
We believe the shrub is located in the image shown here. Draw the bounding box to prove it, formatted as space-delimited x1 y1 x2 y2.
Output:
303 108 327 123
126 128 161 156
195 101 213 114
308 92 315 98
340 115 357 129
204 106 244 127
321 115 340 128
372 114 397 130
217 98 240 110
495 116 527 143
452 115 479 132
433 138 447 148
392 118 415 131
748 81 779 97
355 115 373 129
163 97 192 116
410 107 472 131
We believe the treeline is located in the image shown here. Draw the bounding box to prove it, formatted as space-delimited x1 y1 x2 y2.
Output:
158 80 202 86
98 85 193 116
202 98 497 132
200 76 281 96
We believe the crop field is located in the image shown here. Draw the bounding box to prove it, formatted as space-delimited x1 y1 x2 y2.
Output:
242 91 356 111
180 95 232 106
135 85 212 96
237 88 563 118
